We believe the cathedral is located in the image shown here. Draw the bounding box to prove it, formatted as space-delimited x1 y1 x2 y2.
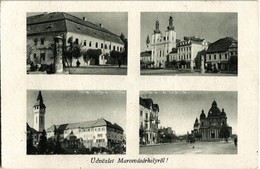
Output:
192 100 232 141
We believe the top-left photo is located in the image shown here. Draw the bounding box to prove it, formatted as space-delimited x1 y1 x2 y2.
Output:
27 12 128 75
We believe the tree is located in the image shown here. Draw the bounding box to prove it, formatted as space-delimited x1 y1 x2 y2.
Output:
83 49 102 65
229 55 238 71
27 132 37 154
219 125 230 142
120 33 128 65
37 130 48 154
53 134 63 154
110 50 122 64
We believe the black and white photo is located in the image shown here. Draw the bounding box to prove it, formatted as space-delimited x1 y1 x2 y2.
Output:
26 90 126 154
140 12 238 76
139 91 237 154
27 12 128 75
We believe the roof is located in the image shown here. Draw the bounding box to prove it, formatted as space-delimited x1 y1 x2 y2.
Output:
206 37 237 53
27 123 39 133
27 12 124 45
183 36 204 42
34 91 46 108
208 100 222 117
140 97 159 112
46 118 123 133
169 48 178 54
140 51 151 57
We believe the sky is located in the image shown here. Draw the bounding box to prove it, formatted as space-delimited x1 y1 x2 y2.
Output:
27 90 126 131
140 91 237 136
141 12 238 52
27 12 128 37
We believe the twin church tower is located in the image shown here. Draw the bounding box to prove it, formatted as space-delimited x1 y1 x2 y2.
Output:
146 16 177 68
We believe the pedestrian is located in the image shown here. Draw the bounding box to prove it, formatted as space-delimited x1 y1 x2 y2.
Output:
76 60 81 67
118 60 121 68
234 137 237 146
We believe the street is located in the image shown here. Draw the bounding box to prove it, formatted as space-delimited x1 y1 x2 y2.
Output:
64 65 127 75
141 69 237 76
140 141 237 154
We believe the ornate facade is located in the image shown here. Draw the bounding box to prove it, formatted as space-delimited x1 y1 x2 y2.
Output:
139 97 160 145
192 100 232 141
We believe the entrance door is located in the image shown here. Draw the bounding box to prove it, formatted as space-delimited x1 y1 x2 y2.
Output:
211 132 215 139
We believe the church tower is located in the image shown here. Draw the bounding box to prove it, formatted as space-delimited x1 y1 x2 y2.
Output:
165 15 177 51
33 91 46 132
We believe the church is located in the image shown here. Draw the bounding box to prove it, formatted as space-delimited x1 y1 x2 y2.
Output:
192 100 232 141
142 15 208 69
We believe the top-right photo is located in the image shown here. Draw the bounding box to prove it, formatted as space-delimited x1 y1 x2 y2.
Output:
140 12 238 76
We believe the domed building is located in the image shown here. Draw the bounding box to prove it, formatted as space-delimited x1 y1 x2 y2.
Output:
192 100 232 141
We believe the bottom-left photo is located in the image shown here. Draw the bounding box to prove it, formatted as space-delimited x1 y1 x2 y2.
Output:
26 90 126 155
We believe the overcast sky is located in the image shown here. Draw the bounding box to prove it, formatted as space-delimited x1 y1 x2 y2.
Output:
27 90 126 131
27 12 128 37
141 12 237 52
140 91 237 136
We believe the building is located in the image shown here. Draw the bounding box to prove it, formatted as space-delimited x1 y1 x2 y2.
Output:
46 118 124 150
139 97 160 145
27 12 125 67
205 37 238 71
27 91 124 151
144 16 208 69
147 16 177 68
177 36 208 70
192 100 232 141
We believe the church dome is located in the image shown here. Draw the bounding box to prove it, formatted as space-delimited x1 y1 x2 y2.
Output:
200 110 206 119
208 100 221 117
221 108 226 117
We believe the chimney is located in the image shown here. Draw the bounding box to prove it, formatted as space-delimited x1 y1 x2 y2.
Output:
99 23 103 28
82 17 87 21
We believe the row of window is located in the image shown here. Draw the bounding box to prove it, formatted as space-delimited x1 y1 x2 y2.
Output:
96 139 105 143
208 53 228 60
178 46 192 52
34 38 45 45
75 38 123 52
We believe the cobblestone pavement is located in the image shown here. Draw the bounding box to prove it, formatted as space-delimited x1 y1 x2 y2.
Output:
140 141 237 154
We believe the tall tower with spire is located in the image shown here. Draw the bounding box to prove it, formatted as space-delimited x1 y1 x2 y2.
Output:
33 91 46 132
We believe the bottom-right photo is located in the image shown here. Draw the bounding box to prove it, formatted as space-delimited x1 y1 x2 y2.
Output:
139 91 237 154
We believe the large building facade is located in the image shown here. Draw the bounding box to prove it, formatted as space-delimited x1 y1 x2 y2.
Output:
139 97 160 145
192 100 232 141
46 118 124 150
27 12 125 67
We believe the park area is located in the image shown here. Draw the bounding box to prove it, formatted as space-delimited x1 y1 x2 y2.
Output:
140 141 237 154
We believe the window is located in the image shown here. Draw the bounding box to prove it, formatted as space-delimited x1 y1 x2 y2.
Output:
40 38 44 45
89 41 92 47
209 55 211 60
34 38 38 45
214 54 216 60
225 54 227 59
101 43 103 49
84 40 87 46
105 44 107 49
113 46 115 51
34 54 36 59
75 38 79 45
117 46 119 51
40 53 45 61
109 45 111 50
95 42 98 48
219 55 222 60
97 134 103 137
140 110 143 116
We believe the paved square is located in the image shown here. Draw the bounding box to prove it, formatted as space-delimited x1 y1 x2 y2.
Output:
140 141 237 154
